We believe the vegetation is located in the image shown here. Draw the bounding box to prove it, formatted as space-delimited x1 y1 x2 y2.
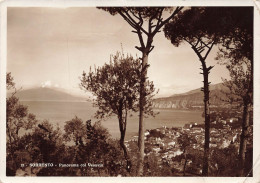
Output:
164 7 253 176
214 7 253 176
6 73 126 176
6 73 38 174
164 7 221 175
99 7 183 175
6 7 253 177
177 133 197 175
80 52 157 173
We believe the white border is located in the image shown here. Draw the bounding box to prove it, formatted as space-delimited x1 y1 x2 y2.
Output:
0 0 259 183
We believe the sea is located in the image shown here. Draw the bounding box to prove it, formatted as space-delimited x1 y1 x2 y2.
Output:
21 101 204 140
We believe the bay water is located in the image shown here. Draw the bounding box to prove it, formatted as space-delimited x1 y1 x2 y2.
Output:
21 101 204 140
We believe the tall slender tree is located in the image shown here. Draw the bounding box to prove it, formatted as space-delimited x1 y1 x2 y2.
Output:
215 7 253 176
98 7 183 175
164 7 225 175
165 7 253 176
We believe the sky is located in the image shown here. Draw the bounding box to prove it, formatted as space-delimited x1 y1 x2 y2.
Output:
7 7 230 98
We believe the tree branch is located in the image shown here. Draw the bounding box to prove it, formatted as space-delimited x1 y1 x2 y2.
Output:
152 6 183 35
191 44 204 62
203 41 215 60
132 30 145 48
122 9 149 35
155 8 164 28
135 46 144 52
148 46 155 54
118 11 138 30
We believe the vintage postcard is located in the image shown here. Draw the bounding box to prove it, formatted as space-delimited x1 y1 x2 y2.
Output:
0 0 259 182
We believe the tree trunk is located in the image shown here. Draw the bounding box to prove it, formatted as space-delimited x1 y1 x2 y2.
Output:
239 98 250 176
120 131 131 172
202 64 211 176
118 113 131 172
137 52 148 176
183 149 187 176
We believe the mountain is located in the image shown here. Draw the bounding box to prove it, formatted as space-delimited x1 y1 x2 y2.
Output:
11 87 89 102
11 83 228 107
153 83 229 109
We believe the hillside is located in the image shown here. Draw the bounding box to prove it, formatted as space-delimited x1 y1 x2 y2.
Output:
11 87 88 102
153 83 229 109
9 84 229 107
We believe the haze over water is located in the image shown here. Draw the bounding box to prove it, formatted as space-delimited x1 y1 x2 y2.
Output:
21 101 204 140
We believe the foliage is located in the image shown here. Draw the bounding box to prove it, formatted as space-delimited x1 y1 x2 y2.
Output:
185 149 204 175
178 133 197 151
21 120 65 176
164 7 222 176
164 7 253 176
99 7 183 175
99 7 183 41
82 53 137 117
215 7 253 107
215 7 253 63
80 52 157 119
221 59 252 105
209 145 240 176
177 133 197 175
80 51 157 172
164 7 222 47
213 7 253 176
80 120 126 176
5 74 126 176
7 72 15 90
144 153 173 176
64 116 85 145
6 73 38 141
6 7 253 176
6 73 38 174
147 129 165 139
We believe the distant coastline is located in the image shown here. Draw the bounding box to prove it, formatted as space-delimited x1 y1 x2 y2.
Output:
20 99 90 103
20 100 204 141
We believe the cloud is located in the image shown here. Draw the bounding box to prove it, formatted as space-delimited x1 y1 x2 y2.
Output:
41 81 61 88
41 81 52 88
54 84 60 88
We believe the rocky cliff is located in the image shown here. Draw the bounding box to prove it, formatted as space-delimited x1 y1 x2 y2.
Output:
153 83 228 109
